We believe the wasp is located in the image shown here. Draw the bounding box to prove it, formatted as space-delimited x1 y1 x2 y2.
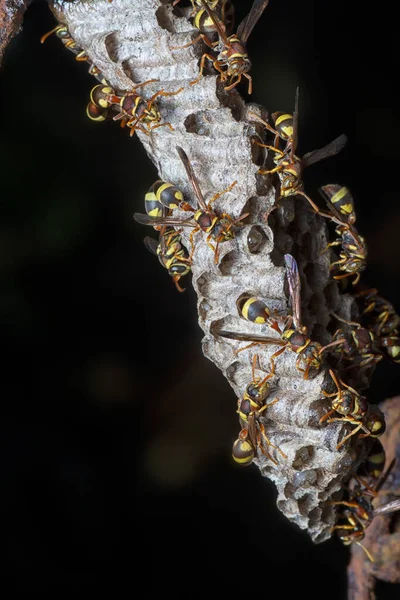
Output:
212 254 323 379
40 24 87 60
318 185 367 286
134 146 247 264
172 1 235 45
318 369 385 449
87 81 184 136
354 287 400 336
352 287 400 364
144 179 193 216
329 458 400 561
232 355 286 466
187 0 270 94
236 294 285 331
249 89 347 216
319 312 383 372
144 227 191 293
326 402 385 451
41 24 111 84
363 438 386 480
86 101 110 123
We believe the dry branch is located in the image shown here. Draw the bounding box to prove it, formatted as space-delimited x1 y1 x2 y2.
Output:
0 0 33 65
348 396 400 599
48 0 373 542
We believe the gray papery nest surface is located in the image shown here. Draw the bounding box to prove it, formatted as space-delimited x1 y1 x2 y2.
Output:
50 0 372 543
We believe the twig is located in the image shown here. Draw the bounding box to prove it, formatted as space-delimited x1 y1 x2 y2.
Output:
348 396 400 599
0 0 33 65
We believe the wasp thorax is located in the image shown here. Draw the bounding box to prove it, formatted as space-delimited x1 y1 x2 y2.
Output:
194 211 215 231
246 382 269 404
121 94 138 113
282 329 308 349
238 398 254 422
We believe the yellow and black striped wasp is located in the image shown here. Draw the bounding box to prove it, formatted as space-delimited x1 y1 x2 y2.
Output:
86 81 183 136
188 0 270 94
172 0 235 44
318 184 367 286
353 286 400 364
212 254 323 379
144 227 192 293
249 88 347 215
134 146 247 264
141 178 192 291
330 457 400 560
40 24 87 61
319 312 383 373
232 355 286 467
319 369 385 450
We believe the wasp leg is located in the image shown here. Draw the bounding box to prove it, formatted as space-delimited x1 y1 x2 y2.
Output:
171 33 213 50
149 87 184 102
173 276 186 293
150 122 175 133
190 53 218 86
207 181 238 206
259 423 287 459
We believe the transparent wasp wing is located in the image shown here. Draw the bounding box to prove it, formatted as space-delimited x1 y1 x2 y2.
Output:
317 186 348 225
143 236 159 256
290 86 299 158
134 212 196 227
176 146 208 212
302 134 347 169
212 327 285 346
236 0 270 43
284 254 302 330
372 498 400 517
247 415 258 449
375 457 397 493
199 0 230 44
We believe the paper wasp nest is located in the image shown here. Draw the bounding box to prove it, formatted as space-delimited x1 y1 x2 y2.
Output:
51 0 370 542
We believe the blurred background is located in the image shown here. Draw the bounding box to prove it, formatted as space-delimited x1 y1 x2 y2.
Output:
1 0 399 595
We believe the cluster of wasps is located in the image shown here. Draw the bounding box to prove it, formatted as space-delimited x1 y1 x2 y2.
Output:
42 0 272 136
43 0 400 558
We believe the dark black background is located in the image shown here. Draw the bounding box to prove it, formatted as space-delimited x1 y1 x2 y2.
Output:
1 0 400 596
